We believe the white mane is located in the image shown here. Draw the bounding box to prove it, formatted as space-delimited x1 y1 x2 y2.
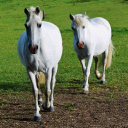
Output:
30 6 36 12
74 14 89 26
29 6 43 20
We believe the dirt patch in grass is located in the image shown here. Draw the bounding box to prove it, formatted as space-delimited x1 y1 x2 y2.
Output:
0 88 128 128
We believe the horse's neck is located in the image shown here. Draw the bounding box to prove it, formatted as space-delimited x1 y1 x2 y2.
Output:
85 19 92 34
85 18 92 30
84 20 95 43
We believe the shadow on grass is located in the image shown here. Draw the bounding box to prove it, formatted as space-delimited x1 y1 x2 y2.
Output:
55 78 103 95
112 27 128 33
0 78 102 94
0 82 31 92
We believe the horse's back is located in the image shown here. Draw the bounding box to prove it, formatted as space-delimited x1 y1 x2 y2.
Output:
88 17 112 55
42 21 59 31
89 17 111 33
41 21 62 39
39 21 63 66
41 21 62 42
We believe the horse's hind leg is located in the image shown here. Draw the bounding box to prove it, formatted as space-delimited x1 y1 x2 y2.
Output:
93 56 101 79
49 65 58 112
101 50 108 84
36 72 43 105
42 66 57 112
42 68 52 111
27 70 42 121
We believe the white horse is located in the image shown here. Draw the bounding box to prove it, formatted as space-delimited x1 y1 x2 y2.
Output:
69 12 114 94
17 6 63 121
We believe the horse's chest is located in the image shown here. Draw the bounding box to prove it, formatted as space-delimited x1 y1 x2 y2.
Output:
24 55 38 70
74 44 89 58
25 55 46 73
78 50 88 58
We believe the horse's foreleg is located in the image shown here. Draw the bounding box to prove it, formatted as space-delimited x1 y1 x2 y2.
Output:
83 54 93 94
49 65 58 112
101 51 108 84
79 58 86 81
93 56 101 79
42 68 52 110
27 70 42 121
36 72 43 105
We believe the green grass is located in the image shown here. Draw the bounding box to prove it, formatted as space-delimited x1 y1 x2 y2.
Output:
0 0 128 97
65 103 74 110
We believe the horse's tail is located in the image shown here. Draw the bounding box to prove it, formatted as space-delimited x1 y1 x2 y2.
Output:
36 72 45 84
105 40 114 68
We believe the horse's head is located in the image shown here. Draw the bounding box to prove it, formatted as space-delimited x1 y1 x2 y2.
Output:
69 12 89 49
24 6 45 54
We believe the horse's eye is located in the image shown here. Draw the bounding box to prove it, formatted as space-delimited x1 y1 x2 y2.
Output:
82 26 85 29
37 23 42 28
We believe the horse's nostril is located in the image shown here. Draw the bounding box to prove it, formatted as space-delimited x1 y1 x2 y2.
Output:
35 45 38 50
35 45 38 52
28 43 38 54
77 42 84 49
28 43 35 54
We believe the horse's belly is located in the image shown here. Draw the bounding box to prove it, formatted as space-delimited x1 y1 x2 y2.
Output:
94 40 110 55
38 43 62 68
42 51 62 67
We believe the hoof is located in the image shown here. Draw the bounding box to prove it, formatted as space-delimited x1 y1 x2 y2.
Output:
42 103 54 112
96 74 101 80
33 116 42 121
38 101 43 105
82 90 89 94
42 105 54 112
49 106 54 112
100 80 105 84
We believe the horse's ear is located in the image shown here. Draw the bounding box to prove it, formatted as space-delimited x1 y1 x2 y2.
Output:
43 11 45 19
70 14 74 20
36 6 40 14
82 12 86 17
24 8 29 16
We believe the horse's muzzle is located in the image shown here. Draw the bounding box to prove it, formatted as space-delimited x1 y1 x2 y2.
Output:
28 43 38 54
77 42 84 49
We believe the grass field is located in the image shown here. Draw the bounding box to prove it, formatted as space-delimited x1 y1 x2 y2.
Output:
0 0 128 127
0 0 128 95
